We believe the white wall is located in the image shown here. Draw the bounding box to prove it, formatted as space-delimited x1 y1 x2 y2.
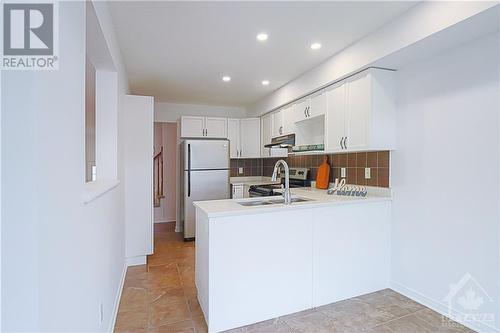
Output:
2 2 129 332
391 32 499 332
246 1 497 116
155 101 246 122
123 95 154 262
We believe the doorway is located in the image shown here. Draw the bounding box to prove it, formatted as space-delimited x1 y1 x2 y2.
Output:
153 122 177 225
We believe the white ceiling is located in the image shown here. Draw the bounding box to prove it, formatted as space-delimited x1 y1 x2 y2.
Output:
108 1 417 107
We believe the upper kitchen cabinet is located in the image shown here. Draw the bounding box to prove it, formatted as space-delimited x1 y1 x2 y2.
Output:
240 118 261 158
227 119 240 158
180 116 228 138
272 110 283 137
282 104 296 135
325 68 396 152
180 116 205 138
205 117 228 138
269 105 297 138
295 91 326 123
261 114 272 157
228 118 261 158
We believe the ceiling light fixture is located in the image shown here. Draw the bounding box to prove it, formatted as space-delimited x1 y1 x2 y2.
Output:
256 33 268 41
310 43 322 50
262 80 270 86
222 76 231 82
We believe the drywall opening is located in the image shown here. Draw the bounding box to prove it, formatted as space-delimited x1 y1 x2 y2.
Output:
153 122 177 223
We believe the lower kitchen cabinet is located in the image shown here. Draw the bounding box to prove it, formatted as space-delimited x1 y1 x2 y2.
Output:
231 184 244 199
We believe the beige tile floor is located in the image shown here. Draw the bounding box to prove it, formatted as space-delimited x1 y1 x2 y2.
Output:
115 223 474 333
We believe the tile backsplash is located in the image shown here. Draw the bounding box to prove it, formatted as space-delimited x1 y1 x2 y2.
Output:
230 158 263 177
231 151 390 187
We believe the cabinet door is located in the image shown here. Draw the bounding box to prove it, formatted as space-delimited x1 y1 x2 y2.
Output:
325 83 346 151
294 99 310 122
309 91 326 118
282 104 296 134
240 118 261 158
345 73 370 150
261 114 272 157
272 110 283 137
205 117 228 138
232 185 244 199
181 116 205 138
227 119 240 158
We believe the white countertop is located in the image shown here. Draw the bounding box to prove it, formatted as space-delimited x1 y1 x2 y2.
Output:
194 186 392 218
229 176 280 186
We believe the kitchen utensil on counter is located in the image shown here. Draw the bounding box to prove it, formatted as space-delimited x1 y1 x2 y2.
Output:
316 155 330 189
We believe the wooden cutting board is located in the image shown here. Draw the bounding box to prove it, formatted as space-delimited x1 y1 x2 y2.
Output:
316 155 330 189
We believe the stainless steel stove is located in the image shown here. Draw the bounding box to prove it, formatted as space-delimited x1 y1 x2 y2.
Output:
248 167 311 197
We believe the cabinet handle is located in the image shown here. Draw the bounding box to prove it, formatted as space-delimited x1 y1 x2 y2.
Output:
340 138 343 149
205 129 208 136
279 126 283 135
304 107 307 118
307 106 310 117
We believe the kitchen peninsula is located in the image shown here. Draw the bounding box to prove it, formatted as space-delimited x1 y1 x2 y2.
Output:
194 186 392 333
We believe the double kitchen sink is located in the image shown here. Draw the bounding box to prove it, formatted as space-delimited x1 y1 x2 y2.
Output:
238 197 313 207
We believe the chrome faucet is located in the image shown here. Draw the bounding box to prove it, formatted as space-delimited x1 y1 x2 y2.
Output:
271 159 292 205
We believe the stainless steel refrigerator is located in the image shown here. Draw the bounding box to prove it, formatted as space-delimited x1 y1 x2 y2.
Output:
181 139 230 240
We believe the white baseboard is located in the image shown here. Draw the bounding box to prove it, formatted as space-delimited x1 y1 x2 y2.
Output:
109 262 127 332
154 220 175 224
391 280 499 333
126 255 146 266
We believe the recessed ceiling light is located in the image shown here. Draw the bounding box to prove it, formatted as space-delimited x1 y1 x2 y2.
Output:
262 80 270 86
256 33 268 41
222 76 231 82
310 43 322 50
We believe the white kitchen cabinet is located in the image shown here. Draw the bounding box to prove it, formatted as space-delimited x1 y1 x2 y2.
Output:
309 91 327 119
282 104 296 135
227 119 240 158
180 116 227 138
228 118 261 158
294 99 309 123
180 116 205 138
205 117 227 138
294 92 326 124
325 68 396 152
240 118 261 158
272 110 283 137
231 184 244 199
261 114 272 157
324 82 346 151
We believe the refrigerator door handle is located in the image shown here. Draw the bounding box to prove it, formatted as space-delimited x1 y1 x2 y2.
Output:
188 144 191 197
